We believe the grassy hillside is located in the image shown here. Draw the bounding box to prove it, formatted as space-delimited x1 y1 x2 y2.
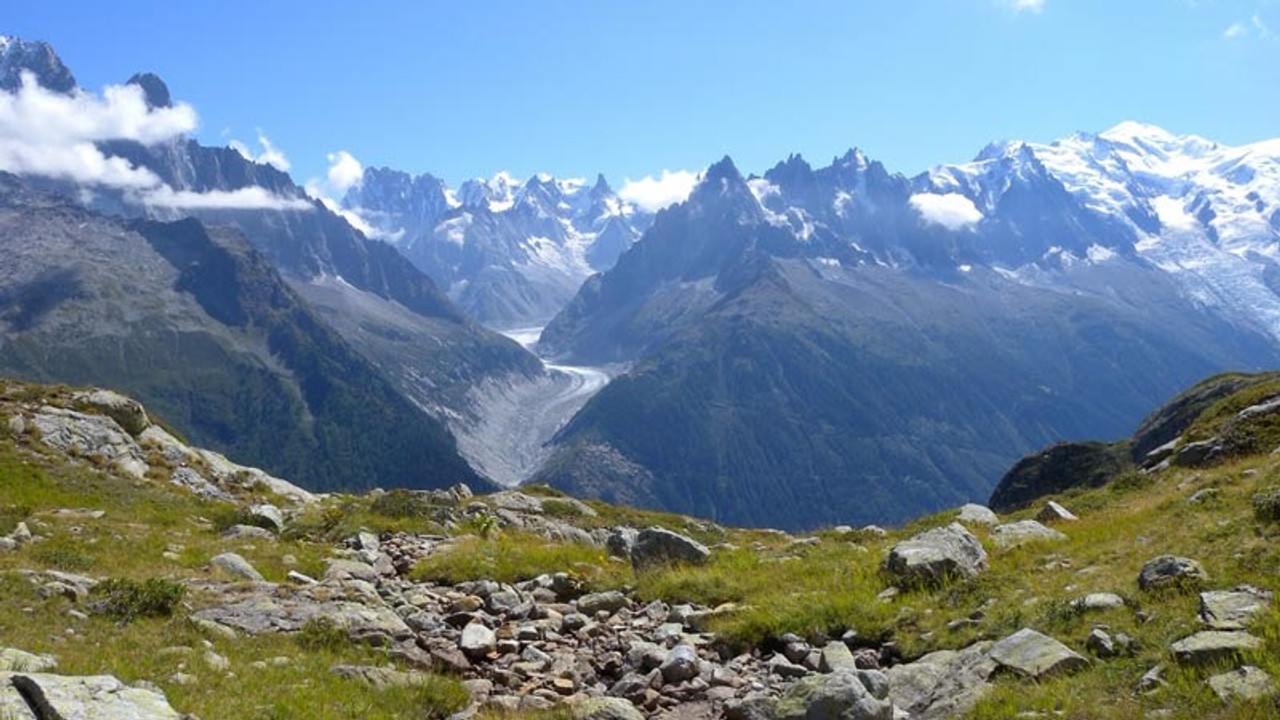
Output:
5 375 1280 719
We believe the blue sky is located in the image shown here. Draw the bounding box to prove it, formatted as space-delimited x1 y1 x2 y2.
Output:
6 0 1278 190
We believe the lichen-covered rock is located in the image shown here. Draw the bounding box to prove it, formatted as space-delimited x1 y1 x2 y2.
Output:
883 523 987 587
71 389 150 436
572 697 645 720
30 406 148 479
955 504 999 526
4 672 181 719
990 520 1067 549
0 648 57 673
1170 631 1262 667
1200 586 1272 630
774 669 893 720
1138 555 1208 592
886 642 996 720
989 628 1088 678
210 552 265 582
1208 666 1275 702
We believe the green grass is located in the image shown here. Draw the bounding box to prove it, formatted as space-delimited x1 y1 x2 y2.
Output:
410 531 632 591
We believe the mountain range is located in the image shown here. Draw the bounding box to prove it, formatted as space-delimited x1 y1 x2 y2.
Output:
3 34 1280 529
343 167 652 327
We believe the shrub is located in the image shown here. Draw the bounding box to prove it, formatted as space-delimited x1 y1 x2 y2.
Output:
90 577 186 620
1253 489 1280 522
296 616 348 651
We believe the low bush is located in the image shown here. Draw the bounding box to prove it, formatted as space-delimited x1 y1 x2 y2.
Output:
90 577 186 620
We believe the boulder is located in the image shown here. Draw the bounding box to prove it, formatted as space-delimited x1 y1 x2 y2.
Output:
886 642 995 720
606 527 638 560
774 669 893 720
1207 666 1275 702
4 672 181 719
955 504 999 526
30 407 148 479
578 590 629 616
820 641 858 673
71 389 150 436
1072 593 1126 612
1170 630 1262 667
247 504 284 532
990 520 1067 549
660 644 701 684
1035 501 1078 523
1199 586 1272 630
989 628 1088 678
0 648 57 673
460 623 497 659
631 527 710 569
210 552 265 582
572 697 645 720
883 523 987 586
1138 555 1208 592
191 594 412 646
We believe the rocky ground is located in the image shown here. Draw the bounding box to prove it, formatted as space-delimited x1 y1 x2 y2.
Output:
4 378 1280 719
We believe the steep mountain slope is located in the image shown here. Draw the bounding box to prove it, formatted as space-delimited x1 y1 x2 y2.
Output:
344 169 651 327
537 153 1280 529
0 173 487 493
0 38 546 477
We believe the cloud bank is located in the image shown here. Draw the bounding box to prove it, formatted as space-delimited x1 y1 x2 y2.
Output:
909 192 984 230
618 169 698 212
0 72 307 210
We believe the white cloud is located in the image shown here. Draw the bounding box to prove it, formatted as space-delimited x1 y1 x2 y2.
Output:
326 150 363 193
229 131 291 171
1224 21 1247 38
618 169 698 212
1005 0 1045 13
144 185 311 211
909 193 984 230
1223 11 1274 40
0 72 309 211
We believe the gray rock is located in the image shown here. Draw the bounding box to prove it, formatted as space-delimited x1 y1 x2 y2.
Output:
71 389 150 436
1137 664 1166 693
8 522 32 546
886 642 995 720
192 595 412 645
210 552 264 582
0 537 16 552
1207 666 1275 702
0 675 36 719
331 664 431 689
1200 586 1272 630
774 669 893 720
5 672 181 719
1138 556 1208 592
883 523 987 587
606 527 639 560
0 648 58 672
631 527 710 569
324 559 378 583
572 697 645 720
30 406 148 479
1035 501 1078 523
460 623 497 659
221 525 277 541
820 641 858 673
769 655 809 679
578 590 629 616
955 504 999 526
660 644 701 684
169 467 232 502
486 589 522 615
1085 629 1116 658
989 628 1088 678
1170 630 1262 666
1072 593 1126 612
247 504 284 532
990 520 1067 549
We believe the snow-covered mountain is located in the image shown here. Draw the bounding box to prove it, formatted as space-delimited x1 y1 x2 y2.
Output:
343 168 653 327
920 122 1280 340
